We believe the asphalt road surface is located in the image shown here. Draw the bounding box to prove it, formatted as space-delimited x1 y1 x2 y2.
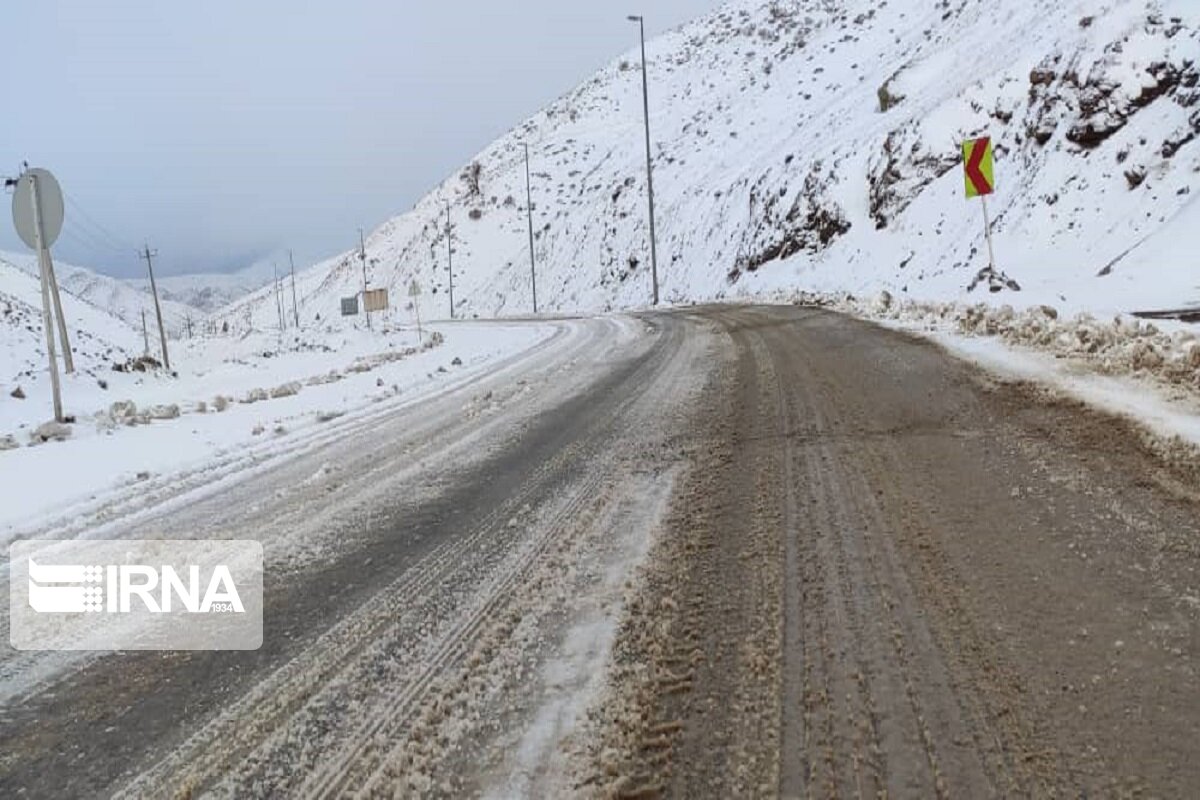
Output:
2 305 1198 798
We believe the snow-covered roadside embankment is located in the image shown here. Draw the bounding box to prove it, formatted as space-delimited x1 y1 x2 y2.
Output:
1 321 556 541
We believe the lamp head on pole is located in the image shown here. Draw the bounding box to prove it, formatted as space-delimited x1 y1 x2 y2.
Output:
627 15 641 21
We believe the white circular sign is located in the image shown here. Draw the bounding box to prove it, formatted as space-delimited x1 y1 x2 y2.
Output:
12 168 65 250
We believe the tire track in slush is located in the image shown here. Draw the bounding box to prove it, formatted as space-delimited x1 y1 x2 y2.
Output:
328 320 700 797
302 466 610 798
118 452 572 799
0 319 598 711
784 318 1049 797
118 316 686 799
580 306 1054 799
767 329 889 799
766 314 985 798
108 321 649 797
301 330 690 797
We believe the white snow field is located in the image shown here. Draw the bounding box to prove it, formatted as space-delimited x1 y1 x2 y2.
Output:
213 0 1197 330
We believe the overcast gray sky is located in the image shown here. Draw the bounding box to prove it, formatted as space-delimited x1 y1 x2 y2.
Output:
0 1 719 278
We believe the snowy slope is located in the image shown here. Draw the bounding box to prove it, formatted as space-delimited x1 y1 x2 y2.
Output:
0 256 140 391
217 0 1200 330
2 251 201 336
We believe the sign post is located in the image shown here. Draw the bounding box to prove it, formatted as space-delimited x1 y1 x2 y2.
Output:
12 168 71 420
962 136 998 273
409 279 422 344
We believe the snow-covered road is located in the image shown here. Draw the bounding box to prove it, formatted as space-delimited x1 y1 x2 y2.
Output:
2 306 1198 798
0 311 705 797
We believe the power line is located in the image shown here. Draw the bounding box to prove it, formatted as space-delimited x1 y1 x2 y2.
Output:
58 221 127 262
64 214 127 255
63 192 137 253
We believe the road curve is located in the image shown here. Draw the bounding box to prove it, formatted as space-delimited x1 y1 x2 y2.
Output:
1 305 1198 799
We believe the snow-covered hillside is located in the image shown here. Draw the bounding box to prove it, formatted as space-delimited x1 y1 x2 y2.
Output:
217 0 1200 330
2 251 200 336
0 256 140 391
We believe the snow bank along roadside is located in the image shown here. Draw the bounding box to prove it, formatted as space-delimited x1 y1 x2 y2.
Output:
785 289 1200 455
1 321 557 540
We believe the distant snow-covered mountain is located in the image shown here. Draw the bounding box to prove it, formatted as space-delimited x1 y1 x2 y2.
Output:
2 251 200 336
130 259 273 313
218 0 1200 332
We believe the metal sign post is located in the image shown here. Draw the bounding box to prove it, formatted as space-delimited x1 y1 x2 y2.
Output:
980 195 998 275
409 279 422 344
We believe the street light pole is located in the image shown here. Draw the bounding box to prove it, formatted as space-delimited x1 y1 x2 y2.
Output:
628 14 659 306
444 200 455 320
524 142 538 314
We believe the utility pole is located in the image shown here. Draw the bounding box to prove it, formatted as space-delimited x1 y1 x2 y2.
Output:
358 228 372 331
523 143 538 314
444 201 455 320
141 309 149 356
628 14 660 306
138 244 170 370
289 249 300 328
